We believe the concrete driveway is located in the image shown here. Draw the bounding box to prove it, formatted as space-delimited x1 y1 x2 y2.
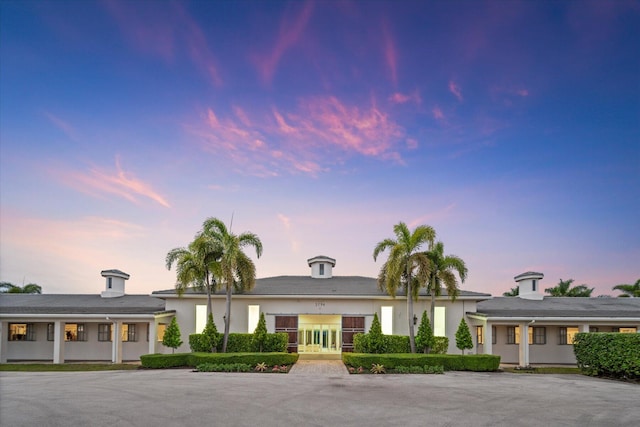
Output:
1 366 638 427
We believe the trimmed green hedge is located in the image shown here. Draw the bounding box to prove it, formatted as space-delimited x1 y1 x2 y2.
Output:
573 332 640 379
354 334 449 354
342 353 500 372
189 333 288 353
140 352 299 369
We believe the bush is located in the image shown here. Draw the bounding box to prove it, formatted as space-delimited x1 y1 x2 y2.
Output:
415 311 434 353
455 318 473 354
195 363 252 372
140 353 189 369
342 353 500 372
263 333 288 352
162 317 183 353
431 337 449 354
383 335 411 353
252 313 268 352
573 333 640 379
368 313 385 354
189 332 288 353
201 314 221 352
353 333 369 353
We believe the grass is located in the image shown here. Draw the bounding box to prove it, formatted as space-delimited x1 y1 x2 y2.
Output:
502 366 581 374
0 363 140 372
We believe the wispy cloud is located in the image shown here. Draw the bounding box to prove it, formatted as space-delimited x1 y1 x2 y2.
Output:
449 80 463 101
277 213 299 252
44 111 79 141
389 91 421 105
381 19 398 86
104 0 222 86
189 95 406 177
57 157 171 207
432 106 445 121
253 1 314 84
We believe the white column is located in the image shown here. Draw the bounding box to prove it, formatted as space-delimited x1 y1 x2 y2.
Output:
579 324 589 333
53 321 65 364
484 321 493 355
518 322 529 367
0 321 6 363
112 321 123 363
148 321 156 355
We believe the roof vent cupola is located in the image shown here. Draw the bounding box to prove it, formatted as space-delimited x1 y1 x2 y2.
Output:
514 271 544 300
307 256 336 279
100 269 130 298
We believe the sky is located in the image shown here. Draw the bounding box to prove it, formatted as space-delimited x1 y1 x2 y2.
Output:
1 0 638 297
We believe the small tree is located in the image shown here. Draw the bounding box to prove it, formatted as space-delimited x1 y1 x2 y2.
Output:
455 318 473 355
252 312 268 352
415 311 434 354
368 312 384 354
201 313 220 353
162 317 183 353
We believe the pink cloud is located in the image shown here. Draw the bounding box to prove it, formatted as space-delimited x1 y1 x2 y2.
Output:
253 1 314 84
516 89 529 97
381 19 398 86
57 157 171 208
432 107 445 120
44 111 79 141
449 80 463 101
389 91 421 105
104 1 221 87
406 138 418 150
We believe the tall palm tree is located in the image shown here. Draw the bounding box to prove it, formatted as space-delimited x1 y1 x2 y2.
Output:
166 233 222 318
202 217 262 353
613 279 640 297
545 279 594 297
373 222 435 353
0 282 42 294
424 241 468 334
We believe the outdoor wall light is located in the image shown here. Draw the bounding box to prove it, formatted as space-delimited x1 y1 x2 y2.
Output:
413 314 418 325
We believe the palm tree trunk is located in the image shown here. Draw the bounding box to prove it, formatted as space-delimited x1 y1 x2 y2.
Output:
222 284 232 352
430 293 436 334
205 275 213 319
407 266 416 353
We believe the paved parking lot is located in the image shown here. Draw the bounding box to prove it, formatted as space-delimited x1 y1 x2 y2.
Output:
1 366 638 427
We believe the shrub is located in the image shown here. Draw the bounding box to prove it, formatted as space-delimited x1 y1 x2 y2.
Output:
252 313 268 352
370 363 386 374
162 317 183 353
383 335 411 353
415 311 434 353
353 333 369 353
201 314 221 352
342 353 500 372
455 318 474 354
431 337 449 354
140 353 189 369
195 363 251 372
263 333 288 352
368 313 385 354
573 333 640 379
394 365 425 374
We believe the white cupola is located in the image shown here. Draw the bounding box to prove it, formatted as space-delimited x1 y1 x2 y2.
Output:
100 269 130 298
307 256 336 279
514 271 544 300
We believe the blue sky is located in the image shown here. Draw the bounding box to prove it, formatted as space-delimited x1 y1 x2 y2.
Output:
1 0 638 296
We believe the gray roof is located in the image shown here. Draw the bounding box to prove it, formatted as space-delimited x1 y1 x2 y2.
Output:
514 271 543 280
0 294 165 315
473 297 640 318
153 275 492 298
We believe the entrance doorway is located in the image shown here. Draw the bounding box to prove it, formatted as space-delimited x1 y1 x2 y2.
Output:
297 315 341 354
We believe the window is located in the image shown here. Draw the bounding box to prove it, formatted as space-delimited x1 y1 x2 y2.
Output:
532 327 546 344
492 326 497 344
65 324 86 341
157 324 167 342
532 279 537 291
559 327 579 345
319 263 325 275
47 323 55 341
9 323 35 341
195 305 207 333
248 305 260 333
98 324 112 341
476 326 484 345
507 326 518 344
122 324 137 342
434 307 446 337
589 327 599 333
381 306 393 335
107 277 112 289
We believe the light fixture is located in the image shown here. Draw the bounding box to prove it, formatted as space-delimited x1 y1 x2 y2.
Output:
413 314 418 325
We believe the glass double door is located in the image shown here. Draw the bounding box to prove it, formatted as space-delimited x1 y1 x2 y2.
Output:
297 315 341 353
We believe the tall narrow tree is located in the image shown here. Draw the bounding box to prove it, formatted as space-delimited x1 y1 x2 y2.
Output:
424 241 468 334
373 222 435 353
202 217 263 353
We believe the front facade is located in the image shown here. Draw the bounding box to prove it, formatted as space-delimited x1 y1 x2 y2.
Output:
154 257 491 355
2 261 639 366
0 270 174 363
467 272 640 366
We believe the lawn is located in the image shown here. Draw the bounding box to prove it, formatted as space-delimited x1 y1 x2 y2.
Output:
0 363 140 372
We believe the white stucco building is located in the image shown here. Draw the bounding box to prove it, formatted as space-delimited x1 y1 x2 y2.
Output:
1 260 639 366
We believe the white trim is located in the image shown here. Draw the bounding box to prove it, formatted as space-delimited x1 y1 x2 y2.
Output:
466 315 640 322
